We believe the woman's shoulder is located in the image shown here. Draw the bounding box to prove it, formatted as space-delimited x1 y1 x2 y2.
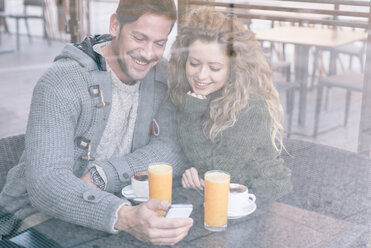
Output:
243 94 268 113
233 94 270 125
247 93 266 106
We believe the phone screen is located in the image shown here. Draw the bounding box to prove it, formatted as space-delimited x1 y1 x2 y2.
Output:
165 204 193 218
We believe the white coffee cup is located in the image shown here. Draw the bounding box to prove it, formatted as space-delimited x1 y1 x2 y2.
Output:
228 183 256 214
129 172 149 198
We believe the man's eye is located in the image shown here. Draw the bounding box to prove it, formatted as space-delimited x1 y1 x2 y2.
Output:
133 35 144 41
155 41 166 47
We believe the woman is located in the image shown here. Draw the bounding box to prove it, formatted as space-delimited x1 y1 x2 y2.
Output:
168 7 292 201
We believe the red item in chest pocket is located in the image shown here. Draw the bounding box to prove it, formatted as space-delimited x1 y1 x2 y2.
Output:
152 119 160 136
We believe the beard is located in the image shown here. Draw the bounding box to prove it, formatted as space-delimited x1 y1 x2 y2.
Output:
112 44 132 82
109 37 160 83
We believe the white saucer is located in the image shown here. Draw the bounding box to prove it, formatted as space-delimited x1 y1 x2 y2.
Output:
228 202 257 219
121 185 149 203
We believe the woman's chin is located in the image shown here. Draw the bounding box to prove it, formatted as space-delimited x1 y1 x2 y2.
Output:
192 89 208 97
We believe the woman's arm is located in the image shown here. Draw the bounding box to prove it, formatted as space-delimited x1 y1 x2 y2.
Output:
177 94 213 178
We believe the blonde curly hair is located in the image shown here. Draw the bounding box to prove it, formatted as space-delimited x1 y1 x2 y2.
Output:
168 7 284 152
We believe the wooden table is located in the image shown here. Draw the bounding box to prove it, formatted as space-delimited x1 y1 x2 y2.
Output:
256 26 367 127
247 9 331 22
3 139 371 247
29 187 369 248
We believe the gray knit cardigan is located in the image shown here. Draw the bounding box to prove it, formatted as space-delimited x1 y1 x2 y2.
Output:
177 93 292 202
0 36 188 233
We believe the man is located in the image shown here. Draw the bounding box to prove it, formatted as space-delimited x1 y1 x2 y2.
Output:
0 0 193 245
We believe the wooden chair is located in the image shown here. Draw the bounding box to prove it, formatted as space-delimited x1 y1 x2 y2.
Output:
275 80 299 138
313 72 363 138
7 0 50 50
0 135 25 237
310 42 365 89
0 135 25 192
265 47 299 138
0 0 9 34
23 0 49 41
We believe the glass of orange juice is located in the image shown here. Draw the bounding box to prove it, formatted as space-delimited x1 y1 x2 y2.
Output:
148 163 173 215
204 170 230 231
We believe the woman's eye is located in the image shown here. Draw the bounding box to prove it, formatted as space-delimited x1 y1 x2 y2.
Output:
210 67 221 72
189 62 199 67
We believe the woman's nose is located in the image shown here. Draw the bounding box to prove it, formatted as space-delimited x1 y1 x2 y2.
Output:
196 66 208 80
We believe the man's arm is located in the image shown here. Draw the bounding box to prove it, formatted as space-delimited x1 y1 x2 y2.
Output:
25 81 125 233
24 61 192 245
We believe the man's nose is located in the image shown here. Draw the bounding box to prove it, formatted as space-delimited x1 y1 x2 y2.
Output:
141 42 156 61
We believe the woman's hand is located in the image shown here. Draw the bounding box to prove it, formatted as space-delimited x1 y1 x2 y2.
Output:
181 167 205 190
187 91 206 100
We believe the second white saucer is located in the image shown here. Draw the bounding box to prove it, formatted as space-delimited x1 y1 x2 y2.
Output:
121 185 149 203
228 203 257 219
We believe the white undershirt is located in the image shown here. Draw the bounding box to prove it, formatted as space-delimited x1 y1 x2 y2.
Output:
93 42 141 160
92 42 139 232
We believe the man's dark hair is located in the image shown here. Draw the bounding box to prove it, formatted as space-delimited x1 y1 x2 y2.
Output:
116 0 177 27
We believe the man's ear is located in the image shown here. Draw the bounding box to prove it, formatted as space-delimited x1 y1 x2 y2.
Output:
109 13 121 38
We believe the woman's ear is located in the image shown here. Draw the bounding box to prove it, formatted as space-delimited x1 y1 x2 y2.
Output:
109 13 121 38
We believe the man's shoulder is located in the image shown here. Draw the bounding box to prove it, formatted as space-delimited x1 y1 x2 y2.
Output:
50 35 112 72
52 44 99 72
153 58 168 85
40 37 111 87
41 49 92 86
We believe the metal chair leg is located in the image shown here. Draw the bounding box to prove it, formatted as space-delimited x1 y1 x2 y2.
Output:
349 55 354 70
313 83 324 138
24 17 32 43
344 90 352 127
42 9 51 46
358 54 364 72
287 87 295 138
324 86 331 111
16 17 20 50
310 48 319 88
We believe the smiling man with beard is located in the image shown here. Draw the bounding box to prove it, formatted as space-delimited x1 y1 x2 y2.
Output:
0 0 193 246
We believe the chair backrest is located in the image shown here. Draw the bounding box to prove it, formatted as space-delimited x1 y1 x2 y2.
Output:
24 0 44 7
0 135 25 192
0 0 4 12
179 0 369 31
281 138 371 220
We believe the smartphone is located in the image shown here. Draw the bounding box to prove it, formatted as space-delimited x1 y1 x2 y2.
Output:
165 204 193 218
4 228 63 248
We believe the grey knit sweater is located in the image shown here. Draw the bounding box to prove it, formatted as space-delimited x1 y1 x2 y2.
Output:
0 35 188 234
177 93 292 201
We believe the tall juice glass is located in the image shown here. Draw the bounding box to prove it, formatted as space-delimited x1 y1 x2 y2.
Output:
204 170 230 231
148 163 173 215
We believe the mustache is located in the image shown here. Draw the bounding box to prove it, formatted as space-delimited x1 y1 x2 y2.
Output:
128 51 159 64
